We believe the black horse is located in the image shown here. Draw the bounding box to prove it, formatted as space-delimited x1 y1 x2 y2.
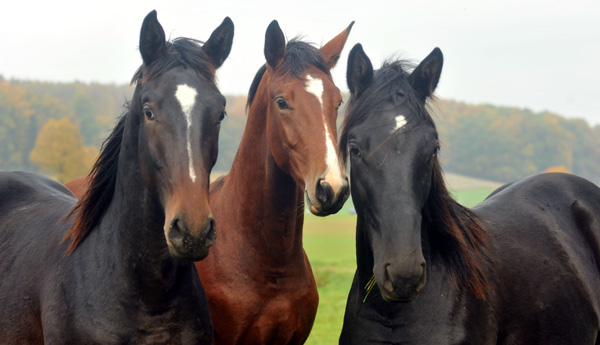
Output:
339 44 600 344
0 11 233 344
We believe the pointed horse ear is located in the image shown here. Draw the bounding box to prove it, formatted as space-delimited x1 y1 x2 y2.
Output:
203 17 234 69
346 43 373 99
139 10 167 66
321 21 354 70
264 20 286 69
409 47 443 100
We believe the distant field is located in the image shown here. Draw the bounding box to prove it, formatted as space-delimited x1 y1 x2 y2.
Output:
303 173 500 345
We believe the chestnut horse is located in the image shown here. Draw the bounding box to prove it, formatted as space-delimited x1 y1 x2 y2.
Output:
339 44 600 344
0 11 233 344
194 21 352 344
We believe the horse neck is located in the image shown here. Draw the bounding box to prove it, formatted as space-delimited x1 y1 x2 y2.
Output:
220 92 305 263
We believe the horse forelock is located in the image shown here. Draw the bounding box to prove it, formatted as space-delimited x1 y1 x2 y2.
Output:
131 37 215 86
61 114 125 254
425 156 491 300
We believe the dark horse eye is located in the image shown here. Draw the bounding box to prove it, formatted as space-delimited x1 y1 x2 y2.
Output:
218 110 227 123
143 106 155 121
276 98 289 110
349 146 361 158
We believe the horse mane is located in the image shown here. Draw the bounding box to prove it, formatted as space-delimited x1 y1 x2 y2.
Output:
424 157 490 300
62 112 125 254
340 59 490 300
246 38 331 109
131 37 216 86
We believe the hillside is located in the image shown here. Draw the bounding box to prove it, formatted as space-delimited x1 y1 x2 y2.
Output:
1 78 598 185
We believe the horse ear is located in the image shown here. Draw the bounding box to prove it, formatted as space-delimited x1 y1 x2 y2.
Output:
139 10 167 66
320 21 354 69
203 17 234 69
264 20 286 69
409 47 443 100
346 43 373 98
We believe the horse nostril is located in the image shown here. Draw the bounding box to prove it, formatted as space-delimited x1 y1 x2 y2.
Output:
382 264 395 293
169 217 184 245
316 179 333 204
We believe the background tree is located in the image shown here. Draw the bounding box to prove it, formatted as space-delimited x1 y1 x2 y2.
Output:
29 118 98 182
0 81 34 170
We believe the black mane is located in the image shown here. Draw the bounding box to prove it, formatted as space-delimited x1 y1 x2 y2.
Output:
132 37 215 86
246 39 331 109
62 112 125 254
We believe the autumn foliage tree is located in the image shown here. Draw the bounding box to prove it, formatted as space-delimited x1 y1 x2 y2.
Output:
29 118 98 183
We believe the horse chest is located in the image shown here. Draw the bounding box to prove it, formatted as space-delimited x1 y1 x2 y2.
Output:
209 275 317 345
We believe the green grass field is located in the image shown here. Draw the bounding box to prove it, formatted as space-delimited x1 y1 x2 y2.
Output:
302 187 496 344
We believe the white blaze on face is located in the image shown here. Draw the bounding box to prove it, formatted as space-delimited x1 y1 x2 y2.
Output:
175 84 198 183
305 75 344 191
394 115 407 133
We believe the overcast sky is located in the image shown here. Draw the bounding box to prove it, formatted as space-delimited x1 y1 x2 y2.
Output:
1 0 599 125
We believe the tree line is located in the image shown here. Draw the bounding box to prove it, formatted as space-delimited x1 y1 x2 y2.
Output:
0 77 598 184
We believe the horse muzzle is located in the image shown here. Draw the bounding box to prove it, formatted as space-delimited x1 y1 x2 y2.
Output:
165 214 216 260
376 260 427 302
307 175 350 216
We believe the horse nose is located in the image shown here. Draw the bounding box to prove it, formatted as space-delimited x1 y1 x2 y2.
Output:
315 176 349 206
381 260 427 301
316 178 334 205
167 214 216 260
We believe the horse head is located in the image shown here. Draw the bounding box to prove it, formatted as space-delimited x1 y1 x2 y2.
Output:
342 44 443 301
130 11 234 259
250 20 353 216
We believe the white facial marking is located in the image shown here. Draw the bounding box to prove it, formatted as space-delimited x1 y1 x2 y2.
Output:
305 75 324 108
305 75 344 192
394 115 408 133
175 84 198 183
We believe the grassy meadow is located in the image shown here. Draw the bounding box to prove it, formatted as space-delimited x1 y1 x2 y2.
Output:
303 175 501 345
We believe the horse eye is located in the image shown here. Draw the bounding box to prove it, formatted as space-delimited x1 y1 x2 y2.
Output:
143 106 155 121
218 110 227 123
349 146 361 158
276 98 289 110
337 100 343 109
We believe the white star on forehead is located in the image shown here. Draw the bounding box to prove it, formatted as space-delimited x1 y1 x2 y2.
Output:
393 115 407 133
175 84 198 183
